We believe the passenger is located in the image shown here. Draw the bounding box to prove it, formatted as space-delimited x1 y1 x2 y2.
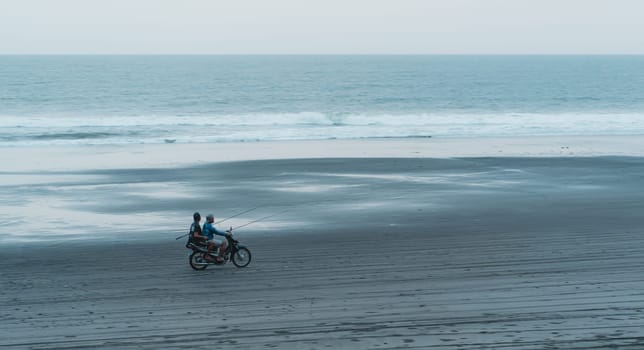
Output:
202 214 229 263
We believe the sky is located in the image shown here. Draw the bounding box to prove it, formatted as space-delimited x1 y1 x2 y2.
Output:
0 0 643 54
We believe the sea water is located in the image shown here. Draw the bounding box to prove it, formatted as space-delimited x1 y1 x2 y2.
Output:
1 55 644 146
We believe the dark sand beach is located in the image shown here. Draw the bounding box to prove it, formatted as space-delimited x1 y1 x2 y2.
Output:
3 156 644 349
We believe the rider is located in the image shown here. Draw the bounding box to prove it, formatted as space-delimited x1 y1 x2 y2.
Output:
202 214 229 263
190 212 217 262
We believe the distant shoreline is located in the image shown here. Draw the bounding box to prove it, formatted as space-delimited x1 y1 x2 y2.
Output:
1 135 644 172
3 53 644 56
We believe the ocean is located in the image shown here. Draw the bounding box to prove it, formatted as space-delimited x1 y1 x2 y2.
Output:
1 55 644 146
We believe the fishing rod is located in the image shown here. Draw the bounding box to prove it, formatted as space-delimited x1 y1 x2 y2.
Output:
216 207 258 225
175 207 258 240
231 209 289 231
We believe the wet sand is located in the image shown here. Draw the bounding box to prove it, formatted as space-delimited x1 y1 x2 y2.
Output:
2 156 644 349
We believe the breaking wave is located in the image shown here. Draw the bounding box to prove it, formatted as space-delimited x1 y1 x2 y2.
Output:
1 112 644 146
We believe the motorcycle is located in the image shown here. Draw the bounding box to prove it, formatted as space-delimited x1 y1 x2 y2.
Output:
185 230 252 270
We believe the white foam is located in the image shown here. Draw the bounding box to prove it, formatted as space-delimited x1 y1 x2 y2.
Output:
2 112 644 147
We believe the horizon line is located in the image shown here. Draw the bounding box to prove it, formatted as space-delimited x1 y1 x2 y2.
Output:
2 53 644 56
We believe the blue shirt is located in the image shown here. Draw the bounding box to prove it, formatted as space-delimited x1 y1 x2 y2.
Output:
202 222 227 240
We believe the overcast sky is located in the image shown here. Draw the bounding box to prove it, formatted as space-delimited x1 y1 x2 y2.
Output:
1 0 643 54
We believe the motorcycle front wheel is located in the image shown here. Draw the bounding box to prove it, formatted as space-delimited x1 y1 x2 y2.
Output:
189 251 208 270
232 247 251 268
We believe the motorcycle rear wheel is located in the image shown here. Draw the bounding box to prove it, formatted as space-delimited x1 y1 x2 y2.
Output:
189 251 208 270
232 247 251 268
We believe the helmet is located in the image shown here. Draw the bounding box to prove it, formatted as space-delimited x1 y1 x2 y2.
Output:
206 214 214 221
193 212 201 221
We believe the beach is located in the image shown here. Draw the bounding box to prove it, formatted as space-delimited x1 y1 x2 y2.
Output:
2 137 644 349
